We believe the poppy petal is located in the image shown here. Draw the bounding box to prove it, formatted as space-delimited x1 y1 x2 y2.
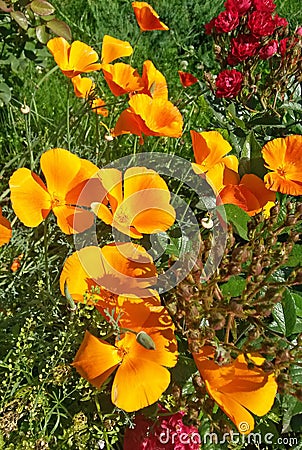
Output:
47 37 70 70
142 60 168 99
178 71 198 87
68 40 102 74
72 75 94 98
190 130 232 169
52 205 95 234
9 168 51 227
132 2 169 32
102 63 144 96
0 207 12 246
112 352 171 411
102 35 133 64
72 331 121 387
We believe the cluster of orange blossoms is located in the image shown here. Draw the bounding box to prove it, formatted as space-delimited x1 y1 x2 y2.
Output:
2 0 302 438
46 2 182 143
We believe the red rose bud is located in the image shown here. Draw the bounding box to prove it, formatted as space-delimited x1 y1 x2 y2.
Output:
205 18 216 35
230 34 260 61
248 11 276 37
253 0 276 13
224 0 252 16
215 69 243 98
178 71 198 87
296 27 302 36
274 14 288 28
214 10 239 33
259 39 278 59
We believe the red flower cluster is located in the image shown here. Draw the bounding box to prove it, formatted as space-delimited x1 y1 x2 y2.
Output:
123 407 200 450
204 0 292 100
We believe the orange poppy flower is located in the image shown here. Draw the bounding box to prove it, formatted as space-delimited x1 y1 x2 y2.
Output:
91 167 176 239
72 302 177 412
141 60 168 99
262 135 302 196
132 2 169 32
112 94 183 143
60 242 158 301
102 62 144 96
0 207 12 246
193 346 278 434
191 130 239 193
218 174 276 217
178 71 198 88
91 98 108 116
101 35 133 64
9 148 104 234
47 37 102 78
71 75 94 98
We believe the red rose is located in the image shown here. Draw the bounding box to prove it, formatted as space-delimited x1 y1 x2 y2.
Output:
274 14 288 28
214 10 239 33
253 0 276 13
248 11 276 37
259 40 278 59
279 37 299 58
296 27 302 36
205 18 216 35
216 69 243 98
230 34 260 62
224 0 252 16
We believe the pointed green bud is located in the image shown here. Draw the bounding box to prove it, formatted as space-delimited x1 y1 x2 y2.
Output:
136 331 156 350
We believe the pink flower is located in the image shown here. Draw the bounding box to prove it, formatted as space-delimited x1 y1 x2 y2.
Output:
229 34 260 62
123 408 201 450
296 26 302 36
248 11 276 37
253 0 276 13
214 10 239 33
259 39 278 59
224 0 252 16
216 69 243 98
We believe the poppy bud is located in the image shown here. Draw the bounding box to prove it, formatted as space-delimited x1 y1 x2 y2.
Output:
136 331 156 350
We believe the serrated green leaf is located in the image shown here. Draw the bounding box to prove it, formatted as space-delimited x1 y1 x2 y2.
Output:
30 0 55 16
282 289 297 336
46 18 71 41
220 275 246 298
292 292 302 317
216 204 250 240
272 303 286 334
10 10 28 30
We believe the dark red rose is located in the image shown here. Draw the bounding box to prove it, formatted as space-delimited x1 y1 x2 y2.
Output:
253 0 276 13
259 39 278 59
205 18 216 35
248 11 276 37
214 10 239 33
279 37 299 57
230 34 260 62
274 14 288 28
224 0 252 16
216 69 243 98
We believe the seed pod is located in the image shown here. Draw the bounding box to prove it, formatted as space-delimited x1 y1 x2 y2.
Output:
136 331 156 350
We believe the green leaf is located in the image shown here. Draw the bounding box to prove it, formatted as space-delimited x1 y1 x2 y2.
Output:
272 289 297 336
292 292 302 317
227 102 246 130
282 289 297 336
220 275 246 298
0 82 11 107
30 0 55 16
46 18 71 41
284 244 302 268
216 204 250 240
10 10 28 30
35 24 49 44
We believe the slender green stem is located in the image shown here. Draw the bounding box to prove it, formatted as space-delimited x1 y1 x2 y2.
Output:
66 82 71 150
129 31 142 65
44 216 50 292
